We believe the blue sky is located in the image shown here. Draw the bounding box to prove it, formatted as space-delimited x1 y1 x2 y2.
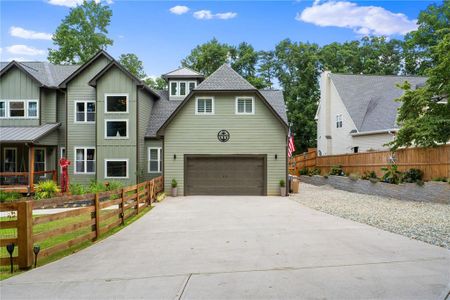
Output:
0 0 437 77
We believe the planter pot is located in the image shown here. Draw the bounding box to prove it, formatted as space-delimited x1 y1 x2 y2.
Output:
280 187 286 197
171 187 178 197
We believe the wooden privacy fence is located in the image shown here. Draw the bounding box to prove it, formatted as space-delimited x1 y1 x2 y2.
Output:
289 145 450 181
0 176 163 270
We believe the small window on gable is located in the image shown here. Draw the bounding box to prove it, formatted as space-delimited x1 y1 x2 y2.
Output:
336 114 343 128
179 82 186 96
196 97 214 115
170 82 178 96
236 97 254 114
188 82 196 93
106 94 128 113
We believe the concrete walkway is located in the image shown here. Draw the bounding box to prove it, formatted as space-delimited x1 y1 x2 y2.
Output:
1 196 449 299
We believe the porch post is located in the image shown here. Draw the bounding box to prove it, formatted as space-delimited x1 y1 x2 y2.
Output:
29 144 35 192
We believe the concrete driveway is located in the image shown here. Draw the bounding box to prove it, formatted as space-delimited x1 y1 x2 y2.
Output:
1 196 449 299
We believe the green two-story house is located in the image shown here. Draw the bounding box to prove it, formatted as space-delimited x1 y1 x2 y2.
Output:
0 51 288 195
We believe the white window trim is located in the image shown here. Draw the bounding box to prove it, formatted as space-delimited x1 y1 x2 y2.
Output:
35 147 47 178
104 93 129 114
74 100 96 124
188 81 197 93
147 147 162 173
336 114 343 128
0 99 39 119
74 147 96 175
235 96 255 115
105 159 129 179
104 119 129 139
3 147 17 172
169 81 197 97
195 97 215 115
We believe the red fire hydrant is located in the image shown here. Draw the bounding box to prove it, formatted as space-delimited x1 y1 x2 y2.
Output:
59 157 71 193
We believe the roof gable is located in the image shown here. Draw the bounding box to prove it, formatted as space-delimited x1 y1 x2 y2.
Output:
162 67 204 80
330 74 427 132
195 64 256 91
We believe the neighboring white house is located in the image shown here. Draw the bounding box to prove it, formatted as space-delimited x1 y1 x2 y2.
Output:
316 71 427 156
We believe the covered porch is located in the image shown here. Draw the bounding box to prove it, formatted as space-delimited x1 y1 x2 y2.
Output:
0 123 61 193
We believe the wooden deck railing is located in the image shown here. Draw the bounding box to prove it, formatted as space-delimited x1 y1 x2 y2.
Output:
0 170 58 192
0 176 164 270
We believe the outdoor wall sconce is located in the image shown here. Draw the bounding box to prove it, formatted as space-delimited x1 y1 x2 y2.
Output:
275 154 278 160
173 154 176 160
6 243 14 273
33 245 41 268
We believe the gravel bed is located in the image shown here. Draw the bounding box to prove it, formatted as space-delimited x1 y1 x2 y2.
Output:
290 183 450 249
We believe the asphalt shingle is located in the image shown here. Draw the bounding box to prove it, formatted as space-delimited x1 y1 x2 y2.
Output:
195 64 256 91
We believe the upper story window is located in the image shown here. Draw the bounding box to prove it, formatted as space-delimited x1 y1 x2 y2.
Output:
0 100 38 119
75 101 95 123
105 119 128 139
236 97 254 115
195 97 214 115
105 94 128 113
170 81 196 97
336 114 343 128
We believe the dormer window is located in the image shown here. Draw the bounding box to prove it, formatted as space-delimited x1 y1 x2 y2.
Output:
169 81 197 98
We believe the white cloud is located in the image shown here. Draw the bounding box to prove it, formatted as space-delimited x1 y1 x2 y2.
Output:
7 57 28 62
169 5 189 15
6 45 46 56
10 26 53 40
193 10 237 20
296 1 417 36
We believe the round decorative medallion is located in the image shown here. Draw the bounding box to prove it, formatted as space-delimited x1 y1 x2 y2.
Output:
217 130 230 142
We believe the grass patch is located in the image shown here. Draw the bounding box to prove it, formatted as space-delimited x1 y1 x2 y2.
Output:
0 205 152 280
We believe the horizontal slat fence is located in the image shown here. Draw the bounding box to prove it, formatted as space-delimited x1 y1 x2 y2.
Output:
289 145 450 180
0 176 163 270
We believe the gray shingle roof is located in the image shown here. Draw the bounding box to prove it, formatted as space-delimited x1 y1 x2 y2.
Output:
330 74 427 132
145 91 183 138
0 62 79 87
259 90 288 125
195 64 256 91
0 123 61 142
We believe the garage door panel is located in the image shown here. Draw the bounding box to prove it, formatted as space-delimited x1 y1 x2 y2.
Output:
185 156 266 196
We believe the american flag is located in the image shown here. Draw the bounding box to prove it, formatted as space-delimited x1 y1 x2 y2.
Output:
288 127 296 158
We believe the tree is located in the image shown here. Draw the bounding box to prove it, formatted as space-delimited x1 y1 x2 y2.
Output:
274 39 321 152
48 0 113 64
118 53 146 79
181 38 231 76
144 77 167 90
402 0 450 75
258 51 276 89
389 32 450 150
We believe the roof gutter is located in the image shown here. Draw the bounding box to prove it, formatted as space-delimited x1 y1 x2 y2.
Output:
351 128 398 137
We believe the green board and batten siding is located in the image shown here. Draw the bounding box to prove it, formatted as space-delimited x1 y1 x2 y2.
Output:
163 93 287 196
66 56 110 185
95 66 137 185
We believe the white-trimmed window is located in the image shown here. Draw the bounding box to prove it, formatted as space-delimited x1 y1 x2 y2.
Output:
336 114 343 128
236 97 254 114
105 119 128 139
148 147 162 173
74 147 96 174
75 101 95 123
170 81 196 97
0 100 38 118
105 159 128 179
3 148 17 172
188 81 196 93
105 94 128 113
195 97 214 115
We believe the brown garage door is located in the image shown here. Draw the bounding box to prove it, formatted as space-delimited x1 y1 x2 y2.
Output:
185 155 266 196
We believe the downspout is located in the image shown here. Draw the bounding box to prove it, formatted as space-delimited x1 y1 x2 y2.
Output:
136 87 139 184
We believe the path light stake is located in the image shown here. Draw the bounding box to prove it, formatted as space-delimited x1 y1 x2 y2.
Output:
6 243 15 273
33 245 41 268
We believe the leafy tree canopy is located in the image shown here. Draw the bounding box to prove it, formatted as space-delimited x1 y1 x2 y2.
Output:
118 53 146 79
144 77 167 90
48 0 113 64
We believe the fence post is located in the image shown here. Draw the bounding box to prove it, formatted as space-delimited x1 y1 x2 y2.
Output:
94 193 100 240
121 188 125 225
17 201 33 269
147 181 151 205
136 186 140 215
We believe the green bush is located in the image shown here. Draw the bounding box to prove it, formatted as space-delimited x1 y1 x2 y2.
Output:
308 168 321 176
171 179 178 188
299 167 309 175
361 171 378 180
401 168 424 184
330 165 344 176
349 173 359 181
35 180 60 200
105 181 123 191
69 183 86 195
381 165 402 184
279 179 285 187
0 191 22 203
432 177 448 182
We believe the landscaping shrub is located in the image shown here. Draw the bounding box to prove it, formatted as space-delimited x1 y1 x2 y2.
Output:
349 173 359 181
361 171 378 180
171 179 178 188
299 167 309 175
401 168 424 184
35 180 61 199
308 168 321 176
279 179 285 187
330 165 344 176
69 183 87 195
381 165 402 184
104 181 123 191
432 177 448 182
0 191 22 203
